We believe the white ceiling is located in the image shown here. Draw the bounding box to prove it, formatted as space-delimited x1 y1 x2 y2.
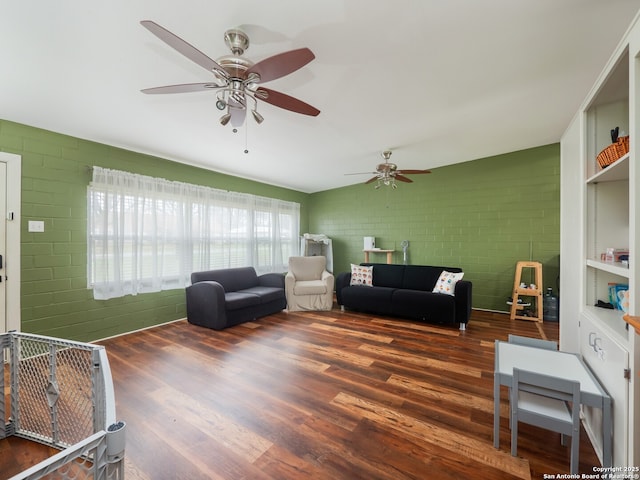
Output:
2 1 639 193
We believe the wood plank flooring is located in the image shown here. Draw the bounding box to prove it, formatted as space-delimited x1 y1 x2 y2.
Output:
1 308 601 479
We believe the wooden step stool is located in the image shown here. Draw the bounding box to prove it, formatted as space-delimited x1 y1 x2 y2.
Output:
509 261 543 322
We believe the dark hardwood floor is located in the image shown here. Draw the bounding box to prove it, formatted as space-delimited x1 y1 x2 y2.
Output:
2 307 601 480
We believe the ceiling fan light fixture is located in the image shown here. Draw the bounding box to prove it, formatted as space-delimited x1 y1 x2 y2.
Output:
251 109 264 124
219 113 232 126
230 90 246 106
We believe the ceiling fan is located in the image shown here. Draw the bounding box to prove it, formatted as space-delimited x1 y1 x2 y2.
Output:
140 20 320 127
347 151 431 189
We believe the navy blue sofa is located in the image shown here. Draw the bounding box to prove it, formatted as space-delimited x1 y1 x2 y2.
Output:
335 263 472 330
186 267 286 330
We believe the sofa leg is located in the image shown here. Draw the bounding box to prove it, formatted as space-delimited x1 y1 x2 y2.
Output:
459 323 466 331
340 305 345 312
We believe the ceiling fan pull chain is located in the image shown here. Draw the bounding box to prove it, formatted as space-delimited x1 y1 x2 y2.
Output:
244 119 249 154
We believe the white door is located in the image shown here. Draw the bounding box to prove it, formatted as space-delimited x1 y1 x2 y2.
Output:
0 160 5 332
0 152 20 334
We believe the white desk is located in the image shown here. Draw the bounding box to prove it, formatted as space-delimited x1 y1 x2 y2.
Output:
493 340 612 467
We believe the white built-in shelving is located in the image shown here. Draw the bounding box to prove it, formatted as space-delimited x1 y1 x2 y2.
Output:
560 13 639 468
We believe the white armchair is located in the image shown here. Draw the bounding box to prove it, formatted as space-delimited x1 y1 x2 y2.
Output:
285 256 334 311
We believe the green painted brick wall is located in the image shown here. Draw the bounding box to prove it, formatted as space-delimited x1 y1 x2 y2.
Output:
1 120 309 342
1 118 560 341
308 144 560 312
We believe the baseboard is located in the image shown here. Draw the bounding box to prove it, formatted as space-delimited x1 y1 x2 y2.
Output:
92 317 187 344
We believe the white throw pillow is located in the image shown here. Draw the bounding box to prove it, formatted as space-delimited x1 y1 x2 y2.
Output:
350 264 373 287
432 270 464 296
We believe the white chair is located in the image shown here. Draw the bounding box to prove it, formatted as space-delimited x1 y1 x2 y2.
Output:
510 368 581 475
508 334 557 351
285 256 334 311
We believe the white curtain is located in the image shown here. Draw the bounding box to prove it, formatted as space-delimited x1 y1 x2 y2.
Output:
88 167 300 300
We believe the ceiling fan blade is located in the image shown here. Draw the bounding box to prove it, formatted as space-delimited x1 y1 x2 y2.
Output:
141 83 222 94
365 176 379 184
141 20 224 74
394 174 413 183
397 169 431 174
345 172 376 176
247 48 315 83
256 87 320 116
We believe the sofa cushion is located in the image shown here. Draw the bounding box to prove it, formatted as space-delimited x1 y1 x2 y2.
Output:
289 256 327 281
402 265 463 291
350 264 373 286
242 286 285 303
224 291 261 310
392 289 456 322
432 270 465 296
341 285 395 315
191 267 258 292
293 280 328 295
364 263 405 288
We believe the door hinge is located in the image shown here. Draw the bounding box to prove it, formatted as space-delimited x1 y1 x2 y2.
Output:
624 368 631 380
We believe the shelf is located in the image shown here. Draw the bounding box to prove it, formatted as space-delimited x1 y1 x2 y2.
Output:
363 249 394 264
586 259 630 278
506 301 531 307
586 153 629 184
561 25 637 467
514 288 541 295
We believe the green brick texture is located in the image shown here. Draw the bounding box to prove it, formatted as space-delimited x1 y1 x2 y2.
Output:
309 144 560 312
1 118 559 340
1 120 309 342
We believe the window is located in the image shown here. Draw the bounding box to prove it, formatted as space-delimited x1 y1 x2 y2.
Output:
88 167 300 300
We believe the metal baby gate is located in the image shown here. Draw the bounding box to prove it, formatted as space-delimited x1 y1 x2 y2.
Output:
1 331 126 480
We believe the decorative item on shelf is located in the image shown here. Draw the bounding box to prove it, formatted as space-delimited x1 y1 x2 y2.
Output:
607 282 629 311
601 247 629 263
597 126 629 169
617 289 630 313
363 236 375 250
401 240 409 265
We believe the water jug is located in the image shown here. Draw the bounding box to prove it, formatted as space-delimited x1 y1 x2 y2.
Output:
543 287 559 322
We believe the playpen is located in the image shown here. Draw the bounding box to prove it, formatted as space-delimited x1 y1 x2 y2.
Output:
1 331 125 479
